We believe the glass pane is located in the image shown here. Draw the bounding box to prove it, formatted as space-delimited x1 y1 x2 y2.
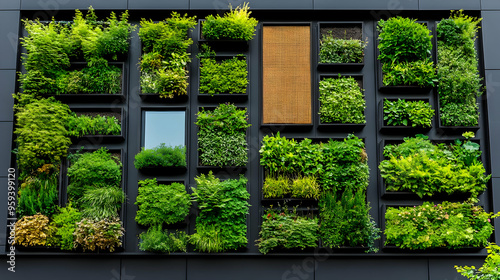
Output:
144 111 185 149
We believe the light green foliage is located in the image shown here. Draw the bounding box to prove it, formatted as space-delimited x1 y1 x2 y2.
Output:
256 208 319 254
319 76 365 124
291 176 320 199
319 189 379 252
319 34 366 63
198 45 248 95
382 59 437 87
134 144 186 169
139 225 188 253
385 200 496 250
262 175 320 199
196 104 250 167
135 179 191 226
383 99 434 127
202 3 258 41
262 175 290 198
73 217 124 252
17 172 59 218
380 134 490 198
49 205 82 250
78 186 125 220
67 112 121 137
190 172 250 252
14 98 71 178
456 243 500 280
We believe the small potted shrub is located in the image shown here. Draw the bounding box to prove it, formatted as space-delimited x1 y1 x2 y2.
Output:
201 3 258 41
381 98 434 132
134 144 187 173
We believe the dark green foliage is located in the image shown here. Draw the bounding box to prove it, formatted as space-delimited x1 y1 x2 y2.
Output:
319 34 366 63
134 144 186 169
196 104 250 167
198 45 248 96
139 225 188 253
256 208 319 254
78 186 125 220
190 172 250 252
385 200 496 250
49 205 82 250
319 76 365 124
202 3 258 41
319 189 379 252
135 179 191 226
67 112 121 137
383 99 434 127
17 173 59 218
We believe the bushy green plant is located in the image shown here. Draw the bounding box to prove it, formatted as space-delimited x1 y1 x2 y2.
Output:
383 99 434 127
134 144 186 169
385 200 498 250
196 104 250 167
380 134 490 198
139 225 188 253
291 176 321 199
49 205 82 250
319 76 365 124
319 189 379 252
202 3 258 41
67 112 121 137
135 179 191 226
319 34 366 63
198 45 248 96
14 214 54 247
455 243 500 280
382 60 437 87
73 217 124 252
262 175 320 199
17 172 59 218
78 186 125 220
256 207 319 254
190 172 250 252
262 175 290 198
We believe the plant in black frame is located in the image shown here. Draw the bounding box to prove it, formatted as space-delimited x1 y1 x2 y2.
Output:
134 144 186 169
202 3 258 41
319 76 365 124
383 99 434 128
319 31 367 64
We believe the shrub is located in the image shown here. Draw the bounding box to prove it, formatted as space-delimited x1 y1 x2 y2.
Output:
14 214 53 247
455 243 500 280
49 205 82 250
17 172 59 218
134 144 186 169
73 217 124 252
135 179 191 226
383 99 434 127
67 112 121 137
319 76 365 124
382 60 437 87
319 34 366 63
78 186 125 220
139 225 188 253
202 3 258 41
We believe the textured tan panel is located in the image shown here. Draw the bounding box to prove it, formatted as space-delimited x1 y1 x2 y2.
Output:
262 25 311 124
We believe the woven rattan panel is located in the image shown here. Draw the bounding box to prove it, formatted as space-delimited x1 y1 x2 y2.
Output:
262 25 312 124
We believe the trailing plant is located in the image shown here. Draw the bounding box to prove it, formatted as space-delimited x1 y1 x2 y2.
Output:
256 207 319 254
67 112 121 137
202 3 258 41
78 186 125 220
380 133 490 198
139 225 188 253
383 99 434 127
196 104 250 167
190 172 250 252
455 243 500 280
385 200 498 250
73 217 124 252
198 45 248 96
135 179 191 226
14 214 54 247
319 76 365 124
49 205 82 251
134 144 186 169
319 33 366 63
319 189 380 252
17 172 59 218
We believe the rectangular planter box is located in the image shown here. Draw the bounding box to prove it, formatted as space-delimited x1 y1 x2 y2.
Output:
378 98 433 134
69 107 126 144
198 19 251 51
435 95 480 134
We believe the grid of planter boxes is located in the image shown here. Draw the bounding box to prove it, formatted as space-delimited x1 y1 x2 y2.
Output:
13 8 130 252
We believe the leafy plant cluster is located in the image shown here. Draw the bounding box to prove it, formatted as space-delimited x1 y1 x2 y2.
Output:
385 200 498 250
456 243 500 280
380 133 490 198
134 144 186 169
202 3 258 41
73 217 124 252
67 112 121 137
256 207 319 254
383 99 434 127
198 45 248 96
319 32 366 63
263 175 320 199
139 226 188 253
14 214 53 247
196 104 250 167
17 171 59 218
378 17 437 87
139 12 196 98
190 172 250 252
437 11 483 126
319 76 365 124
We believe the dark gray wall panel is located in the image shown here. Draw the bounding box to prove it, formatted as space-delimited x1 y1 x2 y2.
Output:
128 0 188 10
419 0 480 10
486 70 500 177
122 258 186 280
0 178 7 247
190 0 313 10
482 0 500 10
317 259 428 280
492 178 500 242
429 258 485 280
21 0 126 10
0 11 19 70
0 70 16 122
0 122 13 177
314 0 417 10
0 0 20 10
482 12 500 70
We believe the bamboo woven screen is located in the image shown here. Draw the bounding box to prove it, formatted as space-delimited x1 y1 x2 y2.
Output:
262 25 311 124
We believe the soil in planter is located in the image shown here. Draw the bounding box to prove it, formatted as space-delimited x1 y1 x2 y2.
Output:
320 25 362 40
